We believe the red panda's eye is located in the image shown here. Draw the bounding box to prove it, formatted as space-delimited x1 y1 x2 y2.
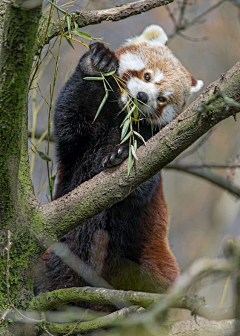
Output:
144 73 151 82
158 96 167 103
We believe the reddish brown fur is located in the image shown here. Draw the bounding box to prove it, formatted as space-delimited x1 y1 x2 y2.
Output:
140 179 179 289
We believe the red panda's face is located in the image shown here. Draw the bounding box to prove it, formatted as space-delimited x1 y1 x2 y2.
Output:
115 25 203 128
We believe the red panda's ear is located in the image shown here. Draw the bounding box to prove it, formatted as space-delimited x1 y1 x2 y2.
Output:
190 76 204 93
125 25 168 46
141 25 168 45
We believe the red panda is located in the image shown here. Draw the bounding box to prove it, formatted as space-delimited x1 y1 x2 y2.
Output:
34 25 203 308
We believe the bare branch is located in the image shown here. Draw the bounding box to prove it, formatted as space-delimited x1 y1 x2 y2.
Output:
166 165 240 198
167 163 240 169
168 0 227 40
39 0 174 46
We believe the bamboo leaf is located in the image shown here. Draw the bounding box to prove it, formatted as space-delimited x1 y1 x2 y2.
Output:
133 99 139 119
46 0 67 14
127 146 134 176
121 104 136 126
67 16 71 37
93 91 109 123
84 77 104 81
131 144 138 161
102 70 116 77
133 131 146 145
36 150 52 162
74 21 78 30
64 36 75 49
134 139 137 151
120 131 132 144
121 119 130 140
75 30 92 41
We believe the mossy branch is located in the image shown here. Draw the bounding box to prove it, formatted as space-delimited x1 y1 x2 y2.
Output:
43 306 143 335
29 285 235 322
34 61 240 242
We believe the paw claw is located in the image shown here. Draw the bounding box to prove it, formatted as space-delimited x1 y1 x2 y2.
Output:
103 145 129 168
90 42 118 73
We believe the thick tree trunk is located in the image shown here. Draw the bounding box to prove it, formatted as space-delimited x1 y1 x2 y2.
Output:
0 2 42 335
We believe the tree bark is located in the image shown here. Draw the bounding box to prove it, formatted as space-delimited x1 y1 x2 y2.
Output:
0 1 43 334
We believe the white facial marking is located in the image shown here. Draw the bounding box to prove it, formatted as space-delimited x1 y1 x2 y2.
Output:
155 104 177 127
153 69 164 83
190 80 204 93
119 52 146 76
127 77 158 103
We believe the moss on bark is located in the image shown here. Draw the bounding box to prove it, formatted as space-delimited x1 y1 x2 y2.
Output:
0 3 43 329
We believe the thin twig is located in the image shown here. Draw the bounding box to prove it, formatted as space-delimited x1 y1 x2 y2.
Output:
178 0 188 28
166 163 240 169
166 166 240 198
168 0 227 40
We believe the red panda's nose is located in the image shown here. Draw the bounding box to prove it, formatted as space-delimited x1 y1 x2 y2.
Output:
136 91 149 104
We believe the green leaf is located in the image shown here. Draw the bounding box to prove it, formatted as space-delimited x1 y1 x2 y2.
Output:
133 99 139 119
75 30 92 41
46 0 66 14
84 77 104 81
134 139 137 151
127 146 134 176
120 131 132 145
36 150 52 162
121 119 130 140
118 100 131 115
102 70 116 77
121 104 136 126
65 36 75 49
67 16 71 37
131 144 138 161
74 21 78 30
133 106 139 120
93 91 109 123
101 75 115 92
133 131 146 145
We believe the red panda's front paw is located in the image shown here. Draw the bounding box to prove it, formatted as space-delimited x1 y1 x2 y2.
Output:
102 145 129 168
90 42 118 73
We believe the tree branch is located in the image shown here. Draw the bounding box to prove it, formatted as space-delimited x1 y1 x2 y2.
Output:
43 306 143 335
38 0 173 46
166 165 240 198
30 285 235 321
29 256 238 334
32 61 240 243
